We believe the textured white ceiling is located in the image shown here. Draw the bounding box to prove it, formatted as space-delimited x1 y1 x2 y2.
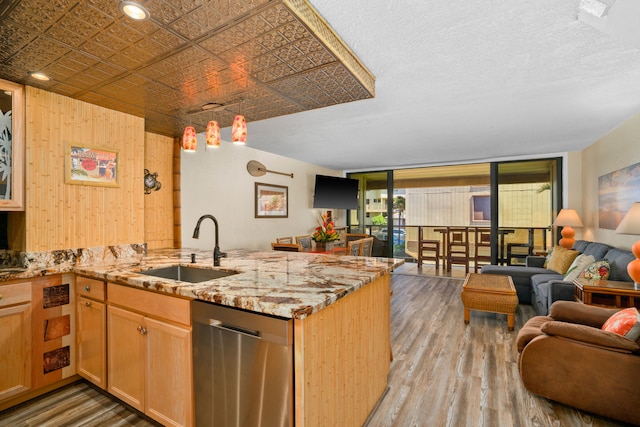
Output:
241 0 640 170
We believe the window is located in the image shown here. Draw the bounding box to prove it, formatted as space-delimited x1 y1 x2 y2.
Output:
471 195 491 222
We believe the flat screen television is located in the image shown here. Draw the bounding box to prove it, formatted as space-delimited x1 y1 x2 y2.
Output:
312 174 359 209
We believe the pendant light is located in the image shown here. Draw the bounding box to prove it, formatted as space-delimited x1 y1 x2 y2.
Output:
232 115 247 145
182 126 197 152
206 121 220 148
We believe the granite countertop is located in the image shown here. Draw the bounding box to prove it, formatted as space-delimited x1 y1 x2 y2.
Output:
58 248 402 319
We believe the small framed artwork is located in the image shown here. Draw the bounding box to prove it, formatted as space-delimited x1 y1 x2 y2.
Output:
65 143 119 187
255 182 288 218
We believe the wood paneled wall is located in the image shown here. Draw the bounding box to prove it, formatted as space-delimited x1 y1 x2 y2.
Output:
24 87 145 251
144 132 174 249
294 274 391 426
173 138 182 249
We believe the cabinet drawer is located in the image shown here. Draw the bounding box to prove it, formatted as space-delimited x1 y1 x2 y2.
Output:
0 282 32 307
108 283 191 326
76 276 106 301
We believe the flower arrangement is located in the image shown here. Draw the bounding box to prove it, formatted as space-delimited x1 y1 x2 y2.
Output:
312 214 339 242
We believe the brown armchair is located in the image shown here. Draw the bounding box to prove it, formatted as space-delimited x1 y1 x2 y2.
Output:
517 301 640 425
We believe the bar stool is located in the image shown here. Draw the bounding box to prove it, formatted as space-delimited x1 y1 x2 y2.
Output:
417 226 441 269
447 227 470 273
474 227 491 272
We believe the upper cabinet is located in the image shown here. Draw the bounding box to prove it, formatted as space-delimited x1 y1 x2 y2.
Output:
0 78 24 211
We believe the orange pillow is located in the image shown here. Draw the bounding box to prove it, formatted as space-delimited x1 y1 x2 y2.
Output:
602 307 640 341
546 246 580 274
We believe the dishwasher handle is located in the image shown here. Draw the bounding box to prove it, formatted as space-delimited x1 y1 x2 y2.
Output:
209 319 261 339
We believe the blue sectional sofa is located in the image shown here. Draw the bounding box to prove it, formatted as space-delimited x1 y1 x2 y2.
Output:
481 240 635 315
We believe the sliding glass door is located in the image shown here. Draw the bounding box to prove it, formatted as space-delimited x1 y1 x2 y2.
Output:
348 157 562 263
495 158 561 265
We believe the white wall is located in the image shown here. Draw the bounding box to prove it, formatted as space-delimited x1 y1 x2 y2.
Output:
580 111 640 250
181 135 343 251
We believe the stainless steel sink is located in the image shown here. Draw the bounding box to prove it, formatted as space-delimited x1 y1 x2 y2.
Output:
140 265 237 283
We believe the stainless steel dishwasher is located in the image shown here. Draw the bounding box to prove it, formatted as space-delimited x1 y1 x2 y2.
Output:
192 300 293 427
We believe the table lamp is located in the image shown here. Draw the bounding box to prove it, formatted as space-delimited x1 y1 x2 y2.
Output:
553 209 583 249
615 202 640 288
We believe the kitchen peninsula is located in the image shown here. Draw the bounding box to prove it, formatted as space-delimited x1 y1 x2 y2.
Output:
1 247 402 427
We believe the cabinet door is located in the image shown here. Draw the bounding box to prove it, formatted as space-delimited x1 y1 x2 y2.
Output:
0 303 31 401
145 317 193 427
77 297 106 389
107 305 145 411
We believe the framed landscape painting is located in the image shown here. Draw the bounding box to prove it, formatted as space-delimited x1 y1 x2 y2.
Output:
598 161 640 229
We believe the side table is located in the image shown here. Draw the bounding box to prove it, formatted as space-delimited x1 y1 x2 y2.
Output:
573 278 640 309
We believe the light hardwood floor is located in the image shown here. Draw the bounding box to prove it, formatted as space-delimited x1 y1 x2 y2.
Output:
364 269 629 427
0 265 631 426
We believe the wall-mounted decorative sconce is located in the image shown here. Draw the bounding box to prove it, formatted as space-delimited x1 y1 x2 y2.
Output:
144 169 162 194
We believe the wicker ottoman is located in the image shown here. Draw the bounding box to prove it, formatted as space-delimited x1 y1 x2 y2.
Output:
461 273 518 330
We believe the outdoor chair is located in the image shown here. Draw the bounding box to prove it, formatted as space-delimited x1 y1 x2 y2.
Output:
447 227 470 273
474 227 491 272
417 226 441 269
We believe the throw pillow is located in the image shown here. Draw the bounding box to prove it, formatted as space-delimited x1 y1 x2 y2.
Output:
546 245 580 274
601 307 640 341
578 260 611 281
563 254 596 282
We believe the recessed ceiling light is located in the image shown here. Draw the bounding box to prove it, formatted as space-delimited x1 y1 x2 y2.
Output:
119 0 150 21
30 72 51 81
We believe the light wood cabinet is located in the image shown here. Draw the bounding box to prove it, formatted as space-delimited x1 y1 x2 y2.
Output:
0 280 32 401
76 277 106 389
107 304 146 409
77 296 106 388
107 283 193 427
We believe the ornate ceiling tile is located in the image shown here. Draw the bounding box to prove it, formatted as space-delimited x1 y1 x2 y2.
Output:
0 0 375 138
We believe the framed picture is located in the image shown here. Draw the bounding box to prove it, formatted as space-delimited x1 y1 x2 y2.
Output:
598 161 640 229
65 143 119 187
255 182 288 218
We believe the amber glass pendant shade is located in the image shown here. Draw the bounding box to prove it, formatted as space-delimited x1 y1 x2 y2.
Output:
232 115 247 145
182 126 197 152
206 121 220 148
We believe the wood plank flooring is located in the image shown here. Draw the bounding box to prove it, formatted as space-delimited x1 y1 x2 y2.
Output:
0 381 160 427
365 271 630 427
0 265 631 426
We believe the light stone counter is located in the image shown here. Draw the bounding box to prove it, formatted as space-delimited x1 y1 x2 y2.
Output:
14 248 402 319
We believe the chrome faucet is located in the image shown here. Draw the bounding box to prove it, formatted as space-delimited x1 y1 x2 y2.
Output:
192 214 227 266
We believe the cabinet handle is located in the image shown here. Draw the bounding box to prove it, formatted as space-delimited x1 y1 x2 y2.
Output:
137 326 148 335
85 301 91 307
0 294 2 300
84 285 90 291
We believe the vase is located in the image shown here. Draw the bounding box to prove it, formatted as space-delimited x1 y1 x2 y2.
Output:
315 241 334 252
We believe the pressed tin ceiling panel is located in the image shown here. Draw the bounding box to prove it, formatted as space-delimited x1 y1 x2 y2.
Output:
0 0 375 137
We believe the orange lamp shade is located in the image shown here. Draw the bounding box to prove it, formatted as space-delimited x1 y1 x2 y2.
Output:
232 115 247 145
553 209 583 249
205 121 220 148
182 126 197 152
